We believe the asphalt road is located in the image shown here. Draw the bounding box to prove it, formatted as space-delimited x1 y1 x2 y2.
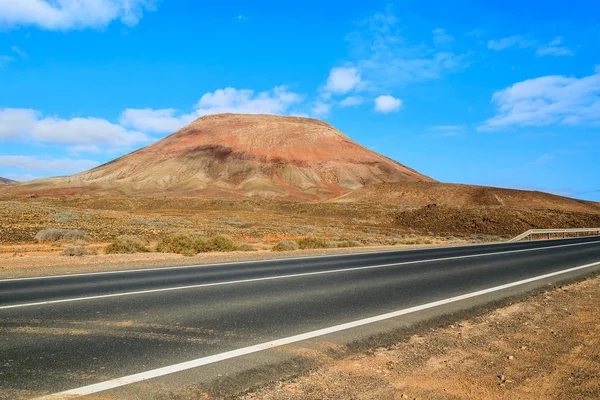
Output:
1 236 600 399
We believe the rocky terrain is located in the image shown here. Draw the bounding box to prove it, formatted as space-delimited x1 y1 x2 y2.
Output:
5 114 433 200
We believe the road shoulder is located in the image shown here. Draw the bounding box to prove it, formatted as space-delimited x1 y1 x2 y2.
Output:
237 274 600 400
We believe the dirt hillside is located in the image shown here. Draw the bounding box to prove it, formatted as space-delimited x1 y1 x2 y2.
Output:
333 182 600 214
331 182 600 236
5 114 433 200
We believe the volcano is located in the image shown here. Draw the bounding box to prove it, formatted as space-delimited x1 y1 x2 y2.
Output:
9 114 434 199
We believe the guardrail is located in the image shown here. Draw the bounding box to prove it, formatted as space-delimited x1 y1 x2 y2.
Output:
508 228 600 243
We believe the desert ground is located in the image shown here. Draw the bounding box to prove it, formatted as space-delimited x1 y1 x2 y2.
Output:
1 190 600 278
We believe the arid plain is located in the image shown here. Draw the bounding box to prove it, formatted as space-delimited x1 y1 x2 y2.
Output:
1 114 600 278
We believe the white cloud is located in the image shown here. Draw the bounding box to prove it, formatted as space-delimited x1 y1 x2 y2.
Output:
347 11 470 90
532 154 553 165
536 37 574 57
35 116 148 146
479 68 600 131
488 35 574 57
0 108 149 147
0 156 99 174
68 145 103 154
11 46 27 58
196 86 303 114
430 125 466 137
119 108 196 134
311 101 332 118
324 66 361 94
339 96 364 107
487 35 537 51
121 86 304 133
432 28 454 45
374 95 402 113
0 0 158 31
0 108 38 138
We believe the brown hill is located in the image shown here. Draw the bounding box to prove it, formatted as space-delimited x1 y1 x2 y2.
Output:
0 177 17 185
332 182 600 236
332 182 600 214
5 114 433 200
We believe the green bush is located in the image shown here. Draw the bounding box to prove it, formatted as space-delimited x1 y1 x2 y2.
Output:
35 228 92 243
105 236 150 254
272 240 299 252
62 245 97 256
297 237 329 250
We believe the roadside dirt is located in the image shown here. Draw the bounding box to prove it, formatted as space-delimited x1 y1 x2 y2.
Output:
238 275 600 400
0 243 447 279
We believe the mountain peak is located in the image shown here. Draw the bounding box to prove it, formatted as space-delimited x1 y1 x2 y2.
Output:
5 114 434 200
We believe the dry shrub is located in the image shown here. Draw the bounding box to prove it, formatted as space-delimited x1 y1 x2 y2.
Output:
334 240 361 248
105 236 149 254
156 234 205 256
62 245 98 257
49 212 79 223
272 240 299 252
238 243 257 252
156 234 240 256
399 237 430 245
130 218 171 227
297 237 329 250
203 235 238 252
34 228 92 243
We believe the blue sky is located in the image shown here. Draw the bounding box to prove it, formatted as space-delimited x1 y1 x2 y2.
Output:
0 0 599 201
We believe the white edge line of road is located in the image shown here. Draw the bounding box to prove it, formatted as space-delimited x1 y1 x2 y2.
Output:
2 240 599 311
36 259 600 399
2 237 593 283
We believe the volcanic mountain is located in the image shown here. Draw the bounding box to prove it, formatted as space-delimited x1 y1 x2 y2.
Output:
11 114 434 199
0 177 17 185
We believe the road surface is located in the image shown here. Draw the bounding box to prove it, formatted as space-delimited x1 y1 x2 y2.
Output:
1 236 600 399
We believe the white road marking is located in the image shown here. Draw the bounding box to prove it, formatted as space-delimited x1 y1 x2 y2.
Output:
36 259 600 399
2 240 599 310
1 237 593 283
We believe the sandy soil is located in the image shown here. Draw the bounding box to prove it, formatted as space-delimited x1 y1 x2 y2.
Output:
239 275 600 400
